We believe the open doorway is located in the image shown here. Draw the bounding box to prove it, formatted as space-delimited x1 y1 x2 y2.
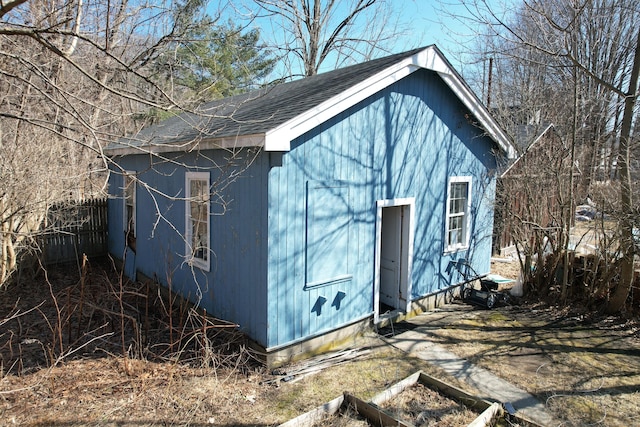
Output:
374 198 414 323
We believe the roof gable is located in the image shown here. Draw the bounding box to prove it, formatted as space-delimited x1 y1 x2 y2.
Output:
107 46 515 159
500 123 558 177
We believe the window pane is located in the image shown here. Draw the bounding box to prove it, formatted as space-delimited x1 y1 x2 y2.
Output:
449 183 467 215
126 205 134 224
124 175 135 202
452 183 460 199
449 217 461 245
449 215 462 232
192 220 208 261
191 180 207 199
187 175 209 267
449 229 460 245
191 201 207 222
447 180 469 249
124 174 136 242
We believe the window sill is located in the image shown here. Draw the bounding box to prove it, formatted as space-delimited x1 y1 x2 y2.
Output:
304 274 353 290
444 245 469 254
188 259 210 272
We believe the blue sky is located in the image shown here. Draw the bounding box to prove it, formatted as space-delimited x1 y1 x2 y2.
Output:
390 0 506 74
222 0 506 86
392 0 469 58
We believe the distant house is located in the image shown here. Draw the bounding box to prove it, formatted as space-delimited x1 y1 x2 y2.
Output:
493 124 575 255
106 46 515 365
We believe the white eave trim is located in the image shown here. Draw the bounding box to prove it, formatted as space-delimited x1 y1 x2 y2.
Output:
500 123 556 177
437 71 516 159
264 46 516 159
264 59 417 151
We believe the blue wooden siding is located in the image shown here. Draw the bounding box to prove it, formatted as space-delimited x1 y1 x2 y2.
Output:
108 68 500 351
305 181 352 286
266 69 497 348
108 149 271 346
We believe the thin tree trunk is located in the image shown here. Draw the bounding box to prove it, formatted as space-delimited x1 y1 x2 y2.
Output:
562 60 579 302
606 30 640 314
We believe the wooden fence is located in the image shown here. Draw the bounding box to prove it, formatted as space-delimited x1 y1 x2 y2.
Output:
39 198 108 265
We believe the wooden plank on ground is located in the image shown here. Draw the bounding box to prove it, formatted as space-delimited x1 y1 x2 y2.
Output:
278 395 344 427
467 402 503 427
370 370 421 406
417 372 543 427
344 392 414 427
417 371 493 411
279 370 543 427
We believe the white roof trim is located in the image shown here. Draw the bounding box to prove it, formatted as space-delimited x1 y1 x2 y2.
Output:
436 69 516 159
500 123 555 178
264 60 416 151
264 46 516 159
110 47 515 158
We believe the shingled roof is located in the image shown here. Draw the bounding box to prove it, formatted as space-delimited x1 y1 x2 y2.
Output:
106 46 515 158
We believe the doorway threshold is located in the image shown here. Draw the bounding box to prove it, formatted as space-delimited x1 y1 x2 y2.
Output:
376 308 405 328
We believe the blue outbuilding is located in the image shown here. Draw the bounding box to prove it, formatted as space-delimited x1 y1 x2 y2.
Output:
106 46 516 365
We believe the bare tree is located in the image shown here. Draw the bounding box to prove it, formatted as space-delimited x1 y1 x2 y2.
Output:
607 29 640 312
454 0 640 311
244 0 403 77
0 0 224 285
495 126 574 295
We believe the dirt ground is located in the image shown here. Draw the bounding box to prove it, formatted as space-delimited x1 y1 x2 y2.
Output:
0 259 638 426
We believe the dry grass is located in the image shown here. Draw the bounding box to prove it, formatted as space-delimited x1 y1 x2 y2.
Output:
0 344 473 426
309 405 368 427
378 383 479 426
422 302 640 427
266 345 475 422
1 259 639 426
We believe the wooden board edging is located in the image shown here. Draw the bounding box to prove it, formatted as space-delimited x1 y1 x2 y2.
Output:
468 402 503 427
278 370 543 427
417 371 543 427
370 370 421 406
278 395 344 427
417 371 493 411
343 392 414 427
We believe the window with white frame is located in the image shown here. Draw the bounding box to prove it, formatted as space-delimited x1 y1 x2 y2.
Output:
123 172 136 251
186 172 210 270
445 177 472 252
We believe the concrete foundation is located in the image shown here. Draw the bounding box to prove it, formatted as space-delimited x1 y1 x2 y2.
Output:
259 284 463 368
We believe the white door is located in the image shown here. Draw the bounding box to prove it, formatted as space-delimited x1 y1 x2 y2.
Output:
380 206 402 308
374 198 414 323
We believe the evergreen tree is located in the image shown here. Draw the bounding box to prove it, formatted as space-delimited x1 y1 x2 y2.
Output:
165 19 275 101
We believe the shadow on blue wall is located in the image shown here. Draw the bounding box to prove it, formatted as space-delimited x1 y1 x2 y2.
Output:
266 69 500 347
